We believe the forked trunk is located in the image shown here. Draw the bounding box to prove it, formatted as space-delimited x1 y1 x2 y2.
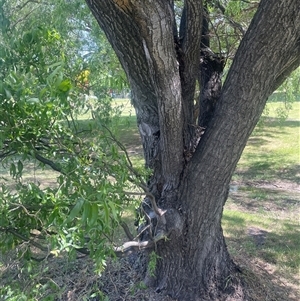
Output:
85 0 300 300
148 131 243 300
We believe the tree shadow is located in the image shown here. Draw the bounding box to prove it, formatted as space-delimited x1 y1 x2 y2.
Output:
262 119 300 128
222 214 300 300
235 161 300 183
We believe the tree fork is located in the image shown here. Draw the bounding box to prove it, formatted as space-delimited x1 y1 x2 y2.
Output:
85 0 300 300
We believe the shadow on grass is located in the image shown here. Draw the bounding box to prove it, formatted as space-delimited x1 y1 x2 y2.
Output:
223 212 300 266
228 182 300 230
266 118 299 127
222 212 300 299
251 119 300 141
268 93 300 103
235 161 300 183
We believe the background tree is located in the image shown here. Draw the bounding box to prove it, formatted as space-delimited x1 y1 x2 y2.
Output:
84 0 300 300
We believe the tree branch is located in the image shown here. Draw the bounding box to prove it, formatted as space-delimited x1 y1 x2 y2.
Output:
11 7 39 29
1 227 49 252
34 152 65 175
13 0 49 11
101 124 134 168
114 230 167 257
101 124 166 220
178 0 203 144
0 149 15 159
214 0 246 36
120 221 134 241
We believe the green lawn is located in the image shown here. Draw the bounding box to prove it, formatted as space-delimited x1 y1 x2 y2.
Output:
224 98 300 296
235 100 299 182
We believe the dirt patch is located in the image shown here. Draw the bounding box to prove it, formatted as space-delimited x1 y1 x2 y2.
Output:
247 226 268 247
242 179 300 193
228 180 300 219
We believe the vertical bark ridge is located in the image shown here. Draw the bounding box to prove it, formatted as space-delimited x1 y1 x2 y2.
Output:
134 1 185 190
87 0 186 191
86 0 162 171
179 0 203 148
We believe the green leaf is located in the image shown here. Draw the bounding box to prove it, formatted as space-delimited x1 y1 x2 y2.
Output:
67 198 84 223
26 98 40 104
17 160 23 175
108 200 118 220
48 207 59 226
90 203 98 226
58 79 72 92
47 65 63 84
82 201 91 224
103 201 110 224
9 163 16 177
4 88 12 99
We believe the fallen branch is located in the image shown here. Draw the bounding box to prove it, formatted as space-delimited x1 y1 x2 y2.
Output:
114 230 167 257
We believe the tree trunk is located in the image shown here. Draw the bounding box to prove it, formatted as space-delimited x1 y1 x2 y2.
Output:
198 49 225 128
85 0 300 300
197 5 225 128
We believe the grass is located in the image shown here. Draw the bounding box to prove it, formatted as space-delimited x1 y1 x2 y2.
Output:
112 96 300 298
222 209 300 270
224 97 300 299
234 100 300 182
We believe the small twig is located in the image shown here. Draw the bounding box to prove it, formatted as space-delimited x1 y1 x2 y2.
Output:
124 188 165 221
14 0 41 11
139 184 166 220
8 202 44 229
214 0 245 35
9 203 36 217
101 124 165 220
134 224 151 240
11 6 39 29
68 109 78 134
141 204 153 239
2 228 49 252
102 124 134 168
120 221 134 240
0 150 15 159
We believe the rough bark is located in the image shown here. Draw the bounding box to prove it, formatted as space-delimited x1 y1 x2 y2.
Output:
178 0 203 147
85 0 300 300
198 49 224 128
197 6 225 128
